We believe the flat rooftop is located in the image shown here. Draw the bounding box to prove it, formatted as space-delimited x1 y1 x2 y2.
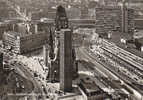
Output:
80 77 101 93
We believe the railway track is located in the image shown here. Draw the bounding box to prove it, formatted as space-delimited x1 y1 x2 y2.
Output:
102 39 143 66
84 47 143 99
90 38 143 97
77 48 133 98
101 46 143 72
102 39 143 75
102 48 143 80
100 39 143 79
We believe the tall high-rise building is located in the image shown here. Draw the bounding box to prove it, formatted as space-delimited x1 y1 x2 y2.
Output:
43 44 49 67
121 0 135 34
60 29 72 92
95 5 134 36
121 0 127 33
0 52 3 71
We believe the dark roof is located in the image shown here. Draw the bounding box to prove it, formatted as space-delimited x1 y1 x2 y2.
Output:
80 77 101 93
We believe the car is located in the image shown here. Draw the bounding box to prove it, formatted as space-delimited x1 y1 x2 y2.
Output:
30 69 32 72
34 73 38 77
42 77 45 80
134 29 139 32
39 75 42 79
43 88 47 94
46 95 49 98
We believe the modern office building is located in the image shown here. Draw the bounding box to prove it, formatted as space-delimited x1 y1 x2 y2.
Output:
95 6 134 36
3 31 48 54
60 29 73 92
0 52 3 71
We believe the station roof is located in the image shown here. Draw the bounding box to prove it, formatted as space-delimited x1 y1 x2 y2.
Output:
80 77 101 93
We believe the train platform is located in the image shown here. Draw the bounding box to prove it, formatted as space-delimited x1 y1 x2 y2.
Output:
109 32 143 58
